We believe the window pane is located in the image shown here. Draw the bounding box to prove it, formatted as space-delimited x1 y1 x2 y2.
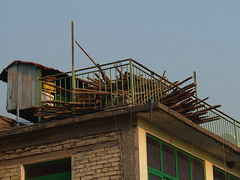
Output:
213 168 226 180
229 176 240 180
162 143 176 177
192 158 204 180
229 177 239 180
147 136 161 170
149 173 162 180
26 159 71 178
177 151 190 180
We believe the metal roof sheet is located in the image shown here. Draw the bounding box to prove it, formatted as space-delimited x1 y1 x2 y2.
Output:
0 60 63 83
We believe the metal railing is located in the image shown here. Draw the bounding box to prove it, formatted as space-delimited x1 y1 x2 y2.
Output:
39 58 240 146
199 101 240 146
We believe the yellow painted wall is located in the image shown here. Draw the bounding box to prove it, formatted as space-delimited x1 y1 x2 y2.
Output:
138 117 240 180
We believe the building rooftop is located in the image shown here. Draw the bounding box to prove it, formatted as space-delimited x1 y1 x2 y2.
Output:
0 58 240 148
0 103 239 168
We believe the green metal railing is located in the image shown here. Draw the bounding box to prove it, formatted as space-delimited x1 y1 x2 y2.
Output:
199 101 240 146
39 58 240 147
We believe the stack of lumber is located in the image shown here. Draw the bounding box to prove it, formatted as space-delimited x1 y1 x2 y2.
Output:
159 77 221 124
35 68 221 124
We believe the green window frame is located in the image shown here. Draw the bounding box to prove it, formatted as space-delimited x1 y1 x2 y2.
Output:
147 134 205 180
213 166 240 180
25 158 71 180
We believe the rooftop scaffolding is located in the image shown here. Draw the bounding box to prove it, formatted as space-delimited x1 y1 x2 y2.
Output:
0 58 239 146
35 58 239 146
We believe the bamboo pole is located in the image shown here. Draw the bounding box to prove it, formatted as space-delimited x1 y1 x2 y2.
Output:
75 41 110 84
72 21 76 116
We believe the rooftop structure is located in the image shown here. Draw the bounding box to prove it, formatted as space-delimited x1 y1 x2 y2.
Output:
0 59 240 146
0 59 240 179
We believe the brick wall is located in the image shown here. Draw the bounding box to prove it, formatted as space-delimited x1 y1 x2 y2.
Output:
0 164 20 180
72 146 121 179
0 131 122 179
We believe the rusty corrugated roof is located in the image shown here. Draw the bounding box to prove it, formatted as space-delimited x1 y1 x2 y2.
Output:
0 60 63 83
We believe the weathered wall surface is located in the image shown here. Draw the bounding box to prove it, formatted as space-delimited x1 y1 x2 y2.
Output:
0 110 140 180
73 145 121 179
0 164 20 180
0 131 122 179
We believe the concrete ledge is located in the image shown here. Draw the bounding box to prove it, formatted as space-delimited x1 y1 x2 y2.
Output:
0 103 240 168
137 102 240 169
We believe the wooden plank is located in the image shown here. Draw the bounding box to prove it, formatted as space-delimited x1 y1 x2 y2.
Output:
75 106 100 110
162 77 193 95
76 78 100 87
75 41 111 84
178 83 196 92
169 98 193 109
161 89 195 103
37 109 57 113
115 67 128 80
76 98 102 102
33 106 69 110
191 105 221 115
163 91 195 107
185 111 207 118
162 70 166 78
56 111 72 114
76 96 103 101
68 100 100 106
196 117 221 124
87 76 105 87
177 104 205 113
94 73 105 84
191 97 209 106
43 115 58 119
34 113 45 117
161 81 179 94
74 91 111 95
73 88 105 92
42 100 68 105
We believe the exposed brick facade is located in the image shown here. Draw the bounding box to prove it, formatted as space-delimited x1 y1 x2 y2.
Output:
0 131 122 179
0 164 20 179
72 146 121 179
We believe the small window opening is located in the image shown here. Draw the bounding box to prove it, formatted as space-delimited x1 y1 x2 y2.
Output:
25 158 71 180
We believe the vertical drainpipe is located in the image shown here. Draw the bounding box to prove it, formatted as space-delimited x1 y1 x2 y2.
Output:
129 59 135 106
71 21 76 115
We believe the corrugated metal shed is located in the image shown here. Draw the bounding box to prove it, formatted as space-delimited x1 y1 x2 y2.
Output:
7 63 40 110
0 61 64 121
0 60 63 83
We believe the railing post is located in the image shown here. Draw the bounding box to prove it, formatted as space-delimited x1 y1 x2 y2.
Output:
234 120 239 146
71 21 76 116
193 71 198 99
72 71 76 101
130 59 135 106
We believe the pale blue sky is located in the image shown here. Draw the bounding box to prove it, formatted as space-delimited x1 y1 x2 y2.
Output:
1 1 240 122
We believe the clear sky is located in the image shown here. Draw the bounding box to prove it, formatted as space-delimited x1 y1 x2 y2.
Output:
0 1 240 122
